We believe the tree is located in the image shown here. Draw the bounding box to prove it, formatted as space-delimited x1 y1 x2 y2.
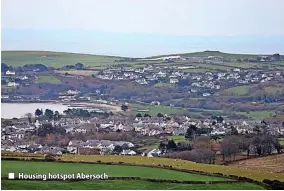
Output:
53 111 60 121
157 113 164 117
121 104 129 111
159 142 167 153
1 63 9 74
185 124 197 140
239 136 251 157
192 136 212 150
144 113 151 117
166 140 177 150
220 135 240 161
25 113 33 123
217 116 224 123
136 113 142 117
35 109 43 117
113 145 123 154
44 109 54 120
75 63 84 70
230 126 238 135
176 141 192 151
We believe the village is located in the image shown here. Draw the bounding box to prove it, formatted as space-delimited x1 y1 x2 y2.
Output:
2 111 284 157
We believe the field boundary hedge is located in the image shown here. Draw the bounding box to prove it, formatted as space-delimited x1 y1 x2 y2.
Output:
1 177 239 184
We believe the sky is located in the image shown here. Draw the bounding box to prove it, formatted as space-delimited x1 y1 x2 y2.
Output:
1 0 284 57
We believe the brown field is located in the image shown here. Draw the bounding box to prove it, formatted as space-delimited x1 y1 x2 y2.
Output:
229 154 284 174
56 70 99 76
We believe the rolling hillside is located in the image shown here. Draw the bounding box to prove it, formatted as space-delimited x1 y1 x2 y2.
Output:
1 51 122 68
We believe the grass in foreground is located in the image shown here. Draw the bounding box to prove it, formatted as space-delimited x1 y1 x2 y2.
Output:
1 180 264 190
1 161 228 181
36 76 61 84
58 155 284 182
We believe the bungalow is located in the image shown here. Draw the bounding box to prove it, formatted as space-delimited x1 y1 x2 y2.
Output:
142 149 162 157
120 149 136 156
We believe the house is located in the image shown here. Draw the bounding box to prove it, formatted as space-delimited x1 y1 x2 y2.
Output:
202 93 211 97
7 82 20 87
21 76 29 80
120 149 136 156
170 78 179 84
6 70 15 75
142 149 162 157
67 90 81 95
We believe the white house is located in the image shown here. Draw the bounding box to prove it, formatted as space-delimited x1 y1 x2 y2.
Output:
170 79 179 84
120 150 136 156
142 149 162 157
6 70 15 75
7 82 20 87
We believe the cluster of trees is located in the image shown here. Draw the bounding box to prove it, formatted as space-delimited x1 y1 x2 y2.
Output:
135 113 165 118
165 136 218 164
63 108 110 118
165 132 283 164
36 123 66 137
2 63 50 73
63 63 84 70
34 109 61 120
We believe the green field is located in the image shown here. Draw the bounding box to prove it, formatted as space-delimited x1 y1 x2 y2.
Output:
130 103 184 116
1 160 268 190
168 135 186 142
1 180 264 190
154 82 175 88
36 75 61 84
57 155 284 182
264 86 284 94
279 138 284 146
1 51 120 68
236 111 275 120
1 161 227 181
221 85 253 96
181 68 215 73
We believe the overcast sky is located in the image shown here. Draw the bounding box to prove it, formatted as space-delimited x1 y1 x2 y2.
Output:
2 0 284 57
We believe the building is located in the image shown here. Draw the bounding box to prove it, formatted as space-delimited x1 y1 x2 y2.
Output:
6 70 15 75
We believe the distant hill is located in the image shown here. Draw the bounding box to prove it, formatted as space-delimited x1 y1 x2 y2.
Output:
148 51 283 60
1 51 123 68
2 50 283 68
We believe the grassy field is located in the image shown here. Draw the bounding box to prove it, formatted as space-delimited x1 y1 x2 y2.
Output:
154 82 175 88
236 111 275 120
130 103 184 116
279 138 284 146
56 155 284 182
229 154 284 174
1 51 120 68
1 180 264 190
55 70 98 76
181 68 215 73
168 135 186 142
2 160 228 181
221 85 253 96
36 75 61 84
264 86 284 94
149 51 262 60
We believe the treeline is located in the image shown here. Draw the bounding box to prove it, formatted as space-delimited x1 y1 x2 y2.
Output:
163 132 283 164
